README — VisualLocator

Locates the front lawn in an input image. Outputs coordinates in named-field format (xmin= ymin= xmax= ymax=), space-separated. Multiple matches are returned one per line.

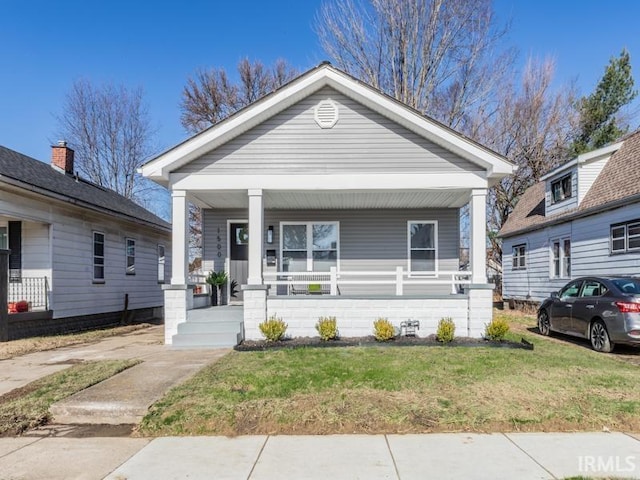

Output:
xmin=139 ymin=312 xmax=640 ymax=436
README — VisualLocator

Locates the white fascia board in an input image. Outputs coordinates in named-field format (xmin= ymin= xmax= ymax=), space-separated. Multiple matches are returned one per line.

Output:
xmin=141 ymin=68 xmax=332 ymax=182
xmin=540 ymin=141 xmax=624 ymax=181
xmin=143 ymin=65 xmax=514 ymax=182
xmin=169 ymin=172 xmax=488 ymax=191
xmin=322 ymin=70 xmax=515 ymax=177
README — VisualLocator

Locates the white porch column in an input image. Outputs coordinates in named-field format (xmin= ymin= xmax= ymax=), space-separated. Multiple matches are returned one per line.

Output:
xmin=171 ymin=190 xmax=189 ymax=285
xmin=469 ymin=188 xmax=488 ymax=285
xmin=247 ymin=189 xmax=264 ymax=285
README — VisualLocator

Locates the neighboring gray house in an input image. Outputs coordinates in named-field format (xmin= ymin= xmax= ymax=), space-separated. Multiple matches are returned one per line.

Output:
xmin=142 ymin=63 xmax=515 ymax=346
xmin=1 ymin=142 xmax=171 ymax=339
xmin=500 ymin=131 xmax=640 ymax=304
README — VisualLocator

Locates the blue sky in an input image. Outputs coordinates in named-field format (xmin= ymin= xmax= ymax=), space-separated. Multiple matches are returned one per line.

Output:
xmin=2 ymin=0 xmax=639 ymax=163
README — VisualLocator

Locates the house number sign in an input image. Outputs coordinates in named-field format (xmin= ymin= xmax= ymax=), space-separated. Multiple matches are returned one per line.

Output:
xmin=217 ymin=227 xmax=222 ymax=257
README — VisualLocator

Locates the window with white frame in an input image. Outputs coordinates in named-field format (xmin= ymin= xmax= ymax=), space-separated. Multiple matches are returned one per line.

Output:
xmin=512 ymin=244 xmax=526 ymax=270
xmin=611 ymin=220 xmax=640 ymax=254
xmin=0 ymin=225 xmax=6 ymax=250
xmin=93 ymin=232 xmax=105 ymax=282
xmin=408 ymin=221 xmax=437 ymax=274
xmin=551 ymin=174 xmax=572 ymax=204
xmin=551 ymin=237 xmax=571 ymax=278
xmin=126 ymin=238 xmax=135 ymax=275
xmin=157 ymin=244 xmax=165 ymax=283
xmin=281 ymin=222 xmax=338 ymax=272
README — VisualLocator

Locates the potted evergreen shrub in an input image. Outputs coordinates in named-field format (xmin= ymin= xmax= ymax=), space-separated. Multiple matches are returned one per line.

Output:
xmin=206 ymin=270 xmax=228 ymax=306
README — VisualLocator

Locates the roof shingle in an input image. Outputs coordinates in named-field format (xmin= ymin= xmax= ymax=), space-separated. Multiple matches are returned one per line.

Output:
xmin=0 ymin=145 xmax=170 ymax=231
xmin=499 ymin=131 xmax=640 ymax=238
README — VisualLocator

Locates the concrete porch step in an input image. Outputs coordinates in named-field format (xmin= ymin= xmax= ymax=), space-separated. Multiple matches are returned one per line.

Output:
xmin=177 ymin=320 xmax=242 ymax=334
xmin=171 ymin=332 xmax=241 ymax=348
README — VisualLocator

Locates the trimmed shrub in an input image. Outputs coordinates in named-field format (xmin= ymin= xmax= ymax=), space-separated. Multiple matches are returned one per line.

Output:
xmin=259 ymin=315 xmax=288 ymax=342
xmin=316 ymin=316 xmax=339 ymax=341
xmin=373 ymin=318 xmax=395 ymax=342
xmin=485 ymin=317 xmax=510 ymax=341
xmin=436 ymin=317 xmax=456 ymax=343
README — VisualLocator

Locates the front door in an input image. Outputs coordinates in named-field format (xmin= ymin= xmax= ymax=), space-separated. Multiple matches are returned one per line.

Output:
xmin=229 ymin=222 xmax=248 ymax=302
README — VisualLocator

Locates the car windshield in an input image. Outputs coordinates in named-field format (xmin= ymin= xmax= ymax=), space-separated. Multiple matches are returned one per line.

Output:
xmin=611 ymin=278 xmax=640 ymax=295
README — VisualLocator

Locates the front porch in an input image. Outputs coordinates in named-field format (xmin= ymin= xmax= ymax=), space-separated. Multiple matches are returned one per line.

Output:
xmin=143 ymin=63 xmax=514 ymax=346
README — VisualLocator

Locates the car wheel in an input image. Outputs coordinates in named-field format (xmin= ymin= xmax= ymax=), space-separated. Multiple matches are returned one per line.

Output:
xmin=590 ymin=320 xmax=614 ymax=353
xmin=538 ymin=310 xmax=551 ymax=336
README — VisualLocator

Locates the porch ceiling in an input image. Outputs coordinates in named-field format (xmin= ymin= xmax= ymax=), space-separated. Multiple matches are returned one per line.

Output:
xmin=190 ymin=189 xmax=471 ymax=209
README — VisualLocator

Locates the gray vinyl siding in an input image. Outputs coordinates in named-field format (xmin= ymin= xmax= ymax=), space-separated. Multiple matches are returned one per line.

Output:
xmin=1 ymin=186 xmax=171 ymax=319
xmin=503 ymin=201 xmax=640 ymax=303
xmin=177 ymin=87 xmax=481 ymax=175
xmin=203 ymin=208 xmax=460 ymax=295
xmin=545 ymin=168 xmax=578 ymax=217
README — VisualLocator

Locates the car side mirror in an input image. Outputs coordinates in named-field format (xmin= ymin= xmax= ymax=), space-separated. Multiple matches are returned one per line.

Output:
xmin=550 ymin=291 xmax=559 ymax=298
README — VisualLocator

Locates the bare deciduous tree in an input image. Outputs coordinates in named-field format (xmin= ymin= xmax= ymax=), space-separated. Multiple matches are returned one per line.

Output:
xmin=180 ymin=58 xmax=299 ymax=134
xmin=56 ymin=80 xmax=159 ymax=206
xmin=478 ymin=58 xmax=577 ymax=268
xmin=315 ymin=0 xmax=514 ymax=133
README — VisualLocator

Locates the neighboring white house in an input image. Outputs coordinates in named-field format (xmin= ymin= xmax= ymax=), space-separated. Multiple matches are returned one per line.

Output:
xmin=0 ymin=142 xmax=171 ymax=339
xmin=500 ymin=131 xmax=640 ymax=304
xmin=141 ymin=62 xmax=515 ymax=346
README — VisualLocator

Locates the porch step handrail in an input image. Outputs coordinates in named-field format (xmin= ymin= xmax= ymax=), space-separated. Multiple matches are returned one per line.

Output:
xmin=263 ymin=268 xmax=472 ymax=295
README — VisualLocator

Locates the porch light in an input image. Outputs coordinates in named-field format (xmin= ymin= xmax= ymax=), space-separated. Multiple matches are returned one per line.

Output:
xmin=267 ymin=225 xmax=274 ymax=244
xmin=400 ymin=319 xmax=420 ymax=337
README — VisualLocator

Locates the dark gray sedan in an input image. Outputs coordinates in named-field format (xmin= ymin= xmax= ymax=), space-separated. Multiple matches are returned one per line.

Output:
xmin=537 ymin=276 xmax=640 ymax=352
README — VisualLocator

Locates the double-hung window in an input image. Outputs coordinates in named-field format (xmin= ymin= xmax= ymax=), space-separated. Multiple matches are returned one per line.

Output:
xmin=551 ymin=174 xmax=572 ymax=204
xmin=126 ymin=238 xmax=136 ymax=275
xmin=93 ymin=232 xmax=105 ymax=282
xmin=551 ymin=237 xmax=571 ymax=278
xmin=611 ymin=220 xmax=640 ymax=254
xmin=281 ymin=222 xmax=339 ymax=272
xmin=408 ymin=221 xmax=437 ymax=274
xmin=512 ymin=244 xmax=526 ymax=270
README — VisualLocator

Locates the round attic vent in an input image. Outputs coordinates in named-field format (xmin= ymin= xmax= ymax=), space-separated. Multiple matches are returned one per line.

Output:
xmin=314 ymin=99 xmax=339 ymax=128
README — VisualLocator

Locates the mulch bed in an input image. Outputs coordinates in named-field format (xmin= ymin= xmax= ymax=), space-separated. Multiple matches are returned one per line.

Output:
xmin=234 ymin=335 xmax=534 ymax=352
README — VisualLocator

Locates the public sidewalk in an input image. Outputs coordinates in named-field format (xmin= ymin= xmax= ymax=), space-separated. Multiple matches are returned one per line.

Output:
xmin=0 ymin=432 xmax=638 ymax=479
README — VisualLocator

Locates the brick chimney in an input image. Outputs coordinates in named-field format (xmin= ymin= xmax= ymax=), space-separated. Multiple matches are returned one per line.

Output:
xmin=51 ymin=140 xmax=75 ymax=174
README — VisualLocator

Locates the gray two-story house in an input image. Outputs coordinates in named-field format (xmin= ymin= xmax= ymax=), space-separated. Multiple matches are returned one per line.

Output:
xmin=500 ymin=131 xmax=640 ymax=304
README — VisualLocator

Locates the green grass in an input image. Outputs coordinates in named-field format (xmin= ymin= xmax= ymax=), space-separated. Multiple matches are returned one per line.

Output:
xmin=0 ymin=359 xmax=139 ymax=435
xmin=138 ymin=312 xmax=640 ymax=436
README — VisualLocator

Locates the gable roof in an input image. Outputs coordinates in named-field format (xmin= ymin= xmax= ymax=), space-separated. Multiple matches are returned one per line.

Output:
xmin=0 ymin=145 xmax=170 ymax=232
xmin=141 ymin=63 xmax=515 ymax=185
xmin=499 ymin=131 xmax=640 ymax=238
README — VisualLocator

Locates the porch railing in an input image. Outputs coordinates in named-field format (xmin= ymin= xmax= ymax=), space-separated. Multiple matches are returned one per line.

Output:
xmin=263 ymin=267 xmax=472 ymax=296
xmin=8 ymin=276 xmax=49 ymax=310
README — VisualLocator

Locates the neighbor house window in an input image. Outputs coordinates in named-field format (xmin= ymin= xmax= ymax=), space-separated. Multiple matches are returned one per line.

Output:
xmin=512 ymin=244 xmax=526 ymax=270
xmin=93 ymin=232 xmax=105 ymax=282
xmin=408 ymin=221 xmax=437 ymax=274
xmin=551 ymin=173 xmax=572 ymax=204
xmin=8 ymin=221 xmax=21 ymax=282
xmin=281 ymin=222 xmax=339 ymax=272
xmin=551 ymin=237 xmax=571 ymax=278
xmin=611 ymin=220 xmax=640 ymax=254
xmin=157 ymin=244 xmax=165 ymax=283
xmin=0 ymin=225 xmax=7 ymax=250
xmin=126 ymin=238 xmax=135 ymax=275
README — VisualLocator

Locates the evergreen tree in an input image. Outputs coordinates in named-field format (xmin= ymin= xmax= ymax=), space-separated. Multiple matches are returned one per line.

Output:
xmin=571 ymin=49 xmax=637 ymax=156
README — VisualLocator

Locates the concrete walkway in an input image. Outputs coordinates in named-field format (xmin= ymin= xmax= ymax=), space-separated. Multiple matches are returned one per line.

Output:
xmin=0 ymin=432 xmax=638 ymax=479
xmin=0 ymin=326 xmax=229 ymax=424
